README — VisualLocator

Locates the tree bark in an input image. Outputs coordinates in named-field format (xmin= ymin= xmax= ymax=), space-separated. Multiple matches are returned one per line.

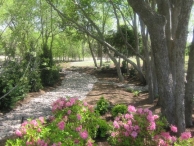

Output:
xmin=185 ymin=29 xmax=194 ymax=127
xmin=87 ymin=35 xmax=98 ymax=67
xmin=140 ymin=19 xmax=154 ymax=103
xmin=173 ymin=0 xmax=193 ymax=135
xmin=128 ymin=0 xmax=175 ymax=125
xmin=106 ymin=48 xmax=124 ymax=82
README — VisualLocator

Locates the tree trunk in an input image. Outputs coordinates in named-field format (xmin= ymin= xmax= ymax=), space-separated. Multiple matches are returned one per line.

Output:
xmin=185 ymin=29 xmax=194 ymax=127
xmin=128 ymin=0 xmax=175 ymax=124
xmin=173 ymin=0 xmax=193 ymax=135
xmin=87 ymin=35 xmax=98 ymax=67
xmin=140 ymin=19 xmax=154 ymax=103
xmin=106 ymin=48 xmax=124 ymax=82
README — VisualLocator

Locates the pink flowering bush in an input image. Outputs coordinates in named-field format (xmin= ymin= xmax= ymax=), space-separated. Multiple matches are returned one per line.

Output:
xmin=108 ymin=105 xmax=168 ymax=146
xmin=6 ymin=97 xmax=110 ymax=146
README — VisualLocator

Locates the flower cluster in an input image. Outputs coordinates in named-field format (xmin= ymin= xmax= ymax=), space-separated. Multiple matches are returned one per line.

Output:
xmin=6 ymin=97 xmax=106 ymax=146
xmin=154 ymin=124 xmax=193 ymax=146
xmin=108 ymin=105 xmax=167 ymax=145
xmin=51 ymin=97 xmax=78 ymax=112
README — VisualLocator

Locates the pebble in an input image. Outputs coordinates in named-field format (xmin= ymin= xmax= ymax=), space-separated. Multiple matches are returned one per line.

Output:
xmin=0 ymin=70 xmax=98 ymax=140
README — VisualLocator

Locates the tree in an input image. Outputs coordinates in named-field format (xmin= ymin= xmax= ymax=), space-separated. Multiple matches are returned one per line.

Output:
xmin=127 ymin=0 xmax=193 ymax=135
xmin=46 ymin=0 xmax=146 ymax=83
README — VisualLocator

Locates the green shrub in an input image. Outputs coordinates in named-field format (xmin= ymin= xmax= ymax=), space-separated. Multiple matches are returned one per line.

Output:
xmin=40 ymin=65 xmax=60 ymax=86
xmin=95 ymin=96 xmax=110 ymax=115
xmin=111 ymin=104 xmax=127 ymax=117
xmin=23 ymin=52 xmax=42 ymax=92
xmin=96 ymin=118 xmax=112 ymax=138
xmin=0 ymin=61 xmax=30 ymax=110
xmin=6 ymin=97 xmax=110 ymax=145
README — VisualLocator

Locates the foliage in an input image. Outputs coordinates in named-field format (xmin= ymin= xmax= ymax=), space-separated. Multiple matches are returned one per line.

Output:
xmin=39 ymin=44 xmax=60 ymax=86
xmin=6 ymin=97 xmax=110 ymax=146
xmin=111 ymin=104 xmax=127 ymax=118
xmin=121 ymin=60 xmax=127 ymax=74
xmin=40 ymin=65 xmax=60 ymax=86
xmin=126 ymin=88 xmax=140 ymax=97
xmin=95 ymin=96 xmax=110 ymax=115
xmin=96 ymin=118 xmax=112 ymax=138
xmin=108 ymin=105 xmax=168 ymax=146
xmin=6 ymin=98 xmax=194 ymax=145
xmin=23 ymin=52 xmax=42 ymax=92
xmin=129 ymin=68 xmax=136 ymax=78
xmin=132 ymin=90 xmax=140 ymax=97
xmin=0 ymin=60 xmax=30 ymax=110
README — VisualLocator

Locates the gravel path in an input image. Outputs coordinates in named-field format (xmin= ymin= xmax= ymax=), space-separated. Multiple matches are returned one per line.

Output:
xmin=0 ymin=70 xmax=98 ymax=140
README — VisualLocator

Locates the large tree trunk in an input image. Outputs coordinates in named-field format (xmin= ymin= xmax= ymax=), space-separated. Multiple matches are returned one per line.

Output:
xmin=128 ymin=0 xmax=175 ymax=124
xmin=128 ymin=0 xmax=193 ymax=135
xmin=185 ymin=29 xmax=194 ymax=127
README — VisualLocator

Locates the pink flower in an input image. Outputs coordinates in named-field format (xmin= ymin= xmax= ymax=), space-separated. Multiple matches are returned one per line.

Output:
xmin=127 ymin=120 xmax=132 ymax=126
xmin=15 ymin=130 xmax=22 ymax=137
xmin=124 ymin=124 xmax=130 ymax=131
xmin=171 ymin=136 xmax=177 ymax=142
xmin=180 ymin=132 xmax=191 ymax=140
xmin=76 ymin=125 xmax=82 ymax=132
xmin=39 ymin=117 xmax=45 ymax=124
xmin=125 ymin=113 xmax=133 ymax=119
xmin=111 ymin=132 xmax=117 ymax=137
xmin=158 ymin=139 xmax=167 ymax=146
xmin=67 ymin=110 xmax=71 ymax=115
xmin=113 ymin=121 xmax=120 ymax=129
xmin=57 ymin=121 xmax=65 ymax=130
xmin=69 ymin=97 xmax=78 ymax=105
xmin=131 ymin=131 xmax=138 ymax=138
xmin=77 ymin=114 xmax=81 ymax=120
xmin=137 ymin=108 xmax=143 ymax=114
xmin=80 ymin=130 xmax=88 ymax=140
xmin=153 ymin=115 xmax=159 ymax=120
xmin=128 ymin=105 xmax=136 ymax=113
xmin=21 ymin=127 xmax=27 ymax=134
xmin=170 ymin=125 xmax=177 ymax=133
xmin=86 ymin=140 xmax=93 ymax=146
xmin=148 ymin=122 xmax=156 ymax=130
xmin=26 ymin=141 xmax=33 ymax=145
xmin=83 ymin=102 xmax=88 ymax=106
xmin=31 ymin=120 xmax=38 ymax=127
xmin=66 ymin=102 xmax=71 ymax=107
xmin=147 ymin=114 xmax=154 ymax=122
xmin=161 ymin=132 xmax=171 ymax=140
xmin=124 ymin=131 xmax=130 ymax=137
xmin=21 ymin=121 xmax=28 ymax=127
xmin=37 ymin=128 xmax=41 ymax=132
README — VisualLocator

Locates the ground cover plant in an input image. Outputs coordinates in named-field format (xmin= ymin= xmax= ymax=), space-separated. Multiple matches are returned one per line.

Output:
xmin=5 ymin=97 xmax=194 ymax=146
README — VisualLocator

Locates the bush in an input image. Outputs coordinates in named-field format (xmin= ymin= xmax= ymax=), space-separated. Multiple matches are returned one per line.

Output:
xmin=95 ymin=96 xmax=110 ymax=115
xmin=40 ymin=65 xmax=60 ymax=86
xmin=6 ymin=97 xmax=111 ymax=146
xmin=111 ymin=104 xmax=127 ymax=117
xmin=0 ymin=61 xmax=30 ymax=110
xmin=96 ymin=118 xmax=111 ymax=138
xmin=108 ymin=105 xmax=168 ymax=146
xmin=23 ymin=52 xmax=42 ymax=92
xmin=6 ymin=98 xmax=194 ymax=146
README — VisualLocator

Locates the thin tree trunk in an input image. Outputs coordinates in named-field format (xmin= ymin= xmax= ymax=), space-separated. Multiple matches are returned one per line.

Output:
xmin=87 ymin=35 xmax=98 ymax=67
xmin=185 ymin=29 xmax=194 ymax=127
xmin=106 ymin=48 xmax=124 ymax=82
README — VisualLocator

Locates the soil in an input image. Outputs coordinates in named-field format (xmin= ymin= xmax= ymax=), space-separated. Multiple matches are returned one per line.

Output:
xmin=0 ymin=67 xmax=193 ymax=146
